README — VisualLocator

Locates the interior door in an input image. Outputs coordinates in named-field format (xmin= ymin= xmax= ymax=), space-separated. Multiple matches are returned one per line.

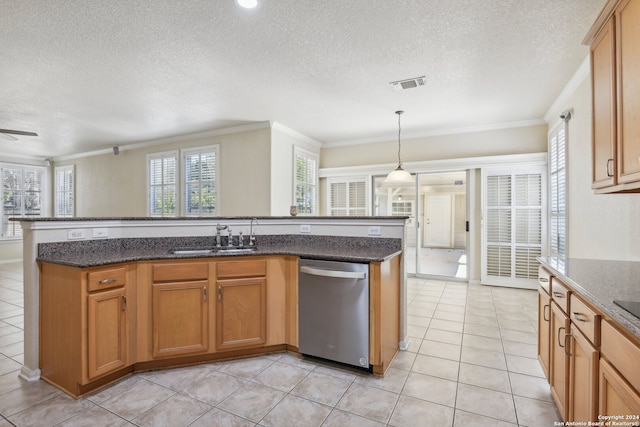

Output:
xmin=424 ymin=194 xmax=452 ymax=247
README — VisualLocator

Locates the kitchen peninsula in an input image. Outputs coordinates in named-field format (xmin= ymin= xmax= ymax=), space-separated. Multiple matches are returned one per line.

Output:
xmin=16 ymin=216 xmax=407 ymax=397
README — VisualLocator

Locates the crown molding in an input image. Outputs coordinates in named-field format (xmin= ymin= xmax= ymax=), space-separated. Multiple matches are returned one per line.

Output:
xmin=543 ymin=55 xmax=590 ymax=125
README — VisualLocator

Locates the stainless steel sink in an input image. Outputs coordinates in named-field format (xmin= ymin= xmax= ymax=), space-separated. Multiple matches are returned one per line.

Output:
xmin=169 ymin=247 xmax=257 ymax=255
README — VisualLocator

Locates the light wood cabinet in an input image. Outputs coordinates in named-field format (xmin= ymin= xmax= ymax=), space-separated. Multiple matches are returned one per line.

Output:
xmin=588 ymin=0 xmax=640 ymax=193
xmin=599 ymin=359 xmax=640 ymax=423
xmin=40 ymin=262 xmax=135 ymax=396
xmin=537 ymin=286 xmax=551 ymax=380
xmin=568 ymin=326 xmax=599 ymax=422
xmin=150 ymin=262 xmax=210 ymax=358
xmin=550 ymin=301 xmax=570 ymax=420
xmin=216 ymin=259 xmax=267 ymax=350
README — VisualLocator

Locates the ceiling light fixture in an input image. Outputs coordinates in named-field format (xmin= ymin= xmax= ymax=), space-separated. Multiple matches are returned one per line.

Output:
xmin=385 ymin=110 xmax=414 ymax=183
xmin=236 ymin=0 xmax=258 ymax=9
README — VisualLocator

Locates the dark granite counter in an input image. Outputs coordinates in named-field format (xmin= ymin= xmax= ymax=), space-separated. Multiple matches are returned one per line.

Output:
xmin=538 ymin=257 xmax=640 ymax=341
xmin=37 ymin=235 xmax=403 ymax=268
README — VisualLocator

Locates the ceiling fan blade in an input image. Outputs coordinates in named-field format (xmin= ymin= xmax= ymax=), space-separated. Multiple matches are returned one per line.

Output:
xmin=0 ymin=133 xmax=19 ymax=141
xmin=0 ymin=128 xmax=38 ymax=137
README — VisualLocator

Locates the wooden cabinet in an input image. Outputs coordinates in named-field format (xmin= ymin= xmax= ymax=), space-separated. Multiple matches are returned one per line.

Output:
xmin=568 ymin=326 xmax=599 ymax=422
xmin=550 ymin=300 xmax=570 ymax=420
xmin=40 ymin=262 xmax=134 ymax=396
xmin=537 ymin=286 xmax=551 ymax=380
xmin=150 ymin=262 xmax=210 ymax=358
xmin=600 ymin=359 xmax=640 ymax=423
xmin=588 ymin=0 xmax=640 ymax=193
xmin=216 ymin=259 xmax=267 ymax=350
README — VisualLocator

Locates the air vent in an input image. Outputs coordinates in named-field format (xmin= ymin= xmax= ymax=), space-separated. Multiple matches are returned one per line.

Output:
xmin=390 ymin=76 xmax=426 ymax=91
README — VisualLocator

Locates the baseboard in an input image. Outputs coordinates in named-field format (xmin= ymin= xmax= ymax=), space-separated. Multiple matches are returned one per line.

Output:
xmin=19 ymin=366 xmax=41 ymax=382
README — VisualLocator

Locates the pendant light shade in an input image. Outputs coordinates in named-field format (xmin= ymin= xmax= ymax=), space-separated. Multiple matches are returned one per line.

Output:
xmin=385 ymin=110 xmax=413 ymax=183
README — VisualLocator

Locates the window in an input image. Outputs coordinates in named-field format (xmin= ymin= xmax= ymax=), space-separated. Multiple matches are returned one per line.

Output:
xmin=1 ymin=164 xmax=46 ymax=238
xmin=148 ymin=151 xmax=177 ymax=217
xmin=328 ymin=177 xmax=367 ymax=216
xmin=391 ymin=201 xmax=413 ymax=217
xmin=549 ymin=123 xmax=567 ymax=258
xmin=55 ymin=165 xmax=74 ymax=217
xmin=294 ymin=147 xmax=318 ymax=215
xmin=184 ymin=146 xmax=218 ymax=216
xmin=481 ymin=165 xmax=546 ymax=288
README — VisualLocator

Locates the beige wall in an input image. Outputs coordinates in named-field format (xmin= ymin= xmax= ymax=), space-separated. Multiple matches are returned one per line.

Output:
xmin=549 ymin=76 xmax=640 ymax=261
xmin=321 ymin=125 xmax=548 ymax=168
xmin=270 ymin=126 xmax=321 ymax=216
xmin=54 ymin=127 xmax=272 ymax=217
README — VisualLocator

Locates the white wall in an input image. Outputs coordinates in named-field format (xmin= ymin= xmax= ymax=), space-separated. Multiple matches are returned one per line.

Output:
xmin=548 ymin=75 xmax=640 ymax=261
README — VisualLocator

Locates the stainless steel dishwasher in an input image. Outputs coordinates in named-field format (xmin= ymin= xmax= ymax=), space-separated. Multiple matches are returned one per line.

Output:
xmin=298 ymin=258 xmax=370 ymax=369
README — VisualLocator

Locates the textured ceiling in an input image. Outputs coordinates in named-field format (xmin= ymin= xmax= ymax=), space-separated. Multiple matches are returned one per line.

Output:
xmin=0 ymin=0 xmax=607 ymax=159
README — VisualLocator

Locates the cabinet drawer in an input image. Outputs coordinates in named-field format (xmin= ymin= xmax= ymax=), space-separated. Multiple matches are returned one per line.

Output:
xmin=217 ymin=259 xmax=266 ymax=279
xmin=551 ymin=278 xmax=571 ymax=314
xmin=152 ymin=263 xmax=209 ymax=283
xmin=87 ymin=267 xmax=127 ymax=292
xmin=538 ymin=266 xmax=552 ymax=295
xmin=569 ymin=294 xmax=601 ymax=346
xmin=601 ymin=320 xmax=640 ymax=392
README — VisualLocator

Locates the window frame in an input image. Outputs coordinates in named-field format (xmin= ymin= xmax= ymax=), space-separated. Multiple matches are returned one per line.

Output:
xmin=54 ymin=165 xmax=75 ymax=218
xmin=182 ymin=145 xmax=220 ymax=217
xmin=147 ymin=150 xmax=179 ymax=217
xmin=293 ymin=146 xmax=318 ymax=216
xmin=327 ymin=176 xmax=368 ymax=216
xmin=1 ymin=163 xmax=48 ymax=240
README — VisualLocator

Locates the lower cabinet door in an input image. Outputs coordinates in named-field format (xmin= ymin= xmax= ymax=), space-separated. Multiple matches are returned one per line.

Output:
xmin=217 ymin=277 xmax=266 ymax=350
xmin=550 ymin=302 xmax=570 ymax=420
xmin=599 ymin=359 xmax=640 ymax=426
xmin=87 ymin=287 xmax=127 ymax=379
xmin=568 ymin=327 xmax=599 ymax=422
xmin=152 ymin=281 xmax=209 ymax=358
xmin=538 ymin=287 xmax=551 ymax=379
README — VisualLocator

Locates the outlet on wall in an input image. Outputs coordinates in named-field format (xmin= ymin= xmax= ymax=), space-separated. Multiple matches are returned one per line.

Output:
xmin=300 ymin=224 xmax=311 ymax=233
xmin=67 ymin=229 xmax=86 ymax=240
xmin=92 ymin=228 xmax=109 ymax=238
xmin=368 ymin=226 xmax=381 ymax=236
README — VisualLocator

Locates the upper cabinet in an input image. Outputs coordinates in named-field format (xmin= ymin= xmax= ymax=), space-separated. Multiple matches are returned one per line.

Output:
xmin=587 ymin=0 xmax=640 ymax=193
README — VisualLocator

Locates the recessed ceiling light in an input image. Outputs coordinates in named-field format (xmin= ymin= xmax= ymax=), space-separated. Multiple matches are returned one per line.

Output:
xmin=237 ymin=0 xmax=258 ymax=9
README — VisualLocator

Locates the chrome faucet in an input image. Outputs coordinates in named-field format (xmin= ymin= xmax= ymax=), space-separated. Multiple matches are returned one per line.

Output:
xmin=249 ymin=217 xmax=258 ymax=246
xmin=216 ymin=224 xmax=228 ymax=247
xmin=227 ymin=226 xmax=233 ymax=246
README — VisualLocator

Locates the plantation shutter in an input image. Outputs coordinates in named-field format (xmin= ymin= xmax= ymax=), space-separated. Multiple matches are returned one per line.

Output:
xmin=482 ymin=165 xmax=546 ymax=288
xmin=329 ymin=178 xmax=367 ymax=216
xmin=549 ymin=123 xmax=567 ymax=257
xmin=184 ymin=147 xmax=218 ymax=216
xmin=294 ymin=147 xmax=318 ymax=215
xmin=148 ymin=152 xmax=177 ymax=217
xmin=55 ymin=165 xmax=74 ymax=217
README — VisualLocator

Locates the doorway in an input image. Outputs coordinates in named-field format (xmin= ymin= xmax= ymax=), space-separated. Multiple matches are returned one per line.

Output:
xmin=372 ymin=170 xmax=469 ymax=280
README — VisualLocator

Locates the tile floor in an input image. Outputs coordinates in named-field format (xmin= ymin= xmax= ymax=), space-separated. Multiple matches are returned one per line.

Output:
xmin=0 ymin=261 xmax=561 ymax=426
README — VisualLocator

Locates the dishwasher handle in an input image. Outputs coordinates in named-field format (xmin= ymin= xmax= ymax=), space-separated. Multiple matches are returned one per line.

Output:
xmin=300 ymin=266 xmax=366 ymax=280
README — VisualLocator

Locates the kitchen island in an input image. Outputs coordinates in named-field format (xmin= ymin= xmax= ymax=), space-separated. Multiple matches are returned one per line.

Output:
xmin=16 ymin=216 xmax=407 ymax=396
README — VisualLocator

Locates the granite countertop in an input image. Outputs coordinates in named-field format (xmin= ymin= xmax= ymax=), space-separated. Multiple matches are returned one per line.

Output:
xmin=36 ymin=235 xmax=403 ymax=268
xmin=538 ymin=257 xmax=640 ymax=341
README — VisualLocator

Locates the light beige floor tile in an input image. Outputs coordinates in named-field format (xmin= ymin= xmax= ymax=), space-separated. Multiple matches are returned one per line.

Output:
xmin=464 ymin=314 xmax=499 ymax=327
xmin=0 ymin=355 xmax=22 ymax=376
xmin=389 ymin=395 xmax=454 ymax=427
xmin=412 ymin=354 xmax=460 ymax=381
xmin=354 ymin=367 xmax=408 ymax=393
xmin=425 ymin=328 xmax=463 ymax=345
xmin=463 ymin=323 xmax=501 ymax=339
xmin=389 ymin=350 xmax=417 ymax=371
xmin=8 ymin=393 xmax=93 ymax=427
xmin=439 ymin=298 xmax=466 ymax=307
xmin=502 ymin=340 xmax=537 ymax=358
xmin=86 ymin=376 xmax=140 ymax=404
xmin=465 ymin=307 xmax=496 ymax=318
xmin=133 ymin=393 xmax=211 ymax=427
xmin=96 ymin=379 xmax=175 ymax=421
xmin=139 ymin=364 xmax=211 ymax=391
xmin=436 ymin=303 xmax=466 ymax=314
xmin=0 ymin=331 xmax=22 ymax=348
xmin=291 ymin=371 xmax=351 ymax=407
xmin=407 ymin=306 xmax=435 ymax=317
xmin=509 ymin=372 xmax=553 ymax=402
xmin=513 ymin=395 xmax=562 ymax=426
xmin=429 ymin=319 xmax=464 ymax=333
xmin=190 ymin=407 xmax=254 ymax=427
xmin=505 ymin=354 xmax=545 ymax=377
xmin=0 ymin=371 xmax=26 ymax=395
xmin=336 ymin=383 xmax=398 ymax=424
xmin=0 ymin=380 xmax=60 ymax=417
xmin=252 ymin=361 xmax=310 ymax=392
xmin=458 ymin=363 xmax=511 ymax=393
xmin=402 ymin=372 xmax=457 ymax=407
xmin=460 ymin=347 xmax=507 ymax=371
xmin=183 ymin=370 xmax=246 ymax=406
xmin=321 ymin=409 xmax=386 ymax=427
xmin=407 ymin=324 xmax=427 ymax=339
xmin=408 ymin=301 xmax=437 ymax=311
xmin=453 ymin=409 xmax=517 ymax=427
xmin=218 ymin=382 xmax=285 ymax=423
xmin=462 ymin=334 xmax=503 ymax=352
xmin=56 ymin=404 xmax=128 ymax=427
xmin=261 ymin=394 xmax=330 ymax=427
xmin=500 ymin=328 xmax=537 ymax=345
xmin=418 ymin=339 xmax=461 ymax=361
xmin=455 ymin=383 xmax=517 ymax=423
xmin=407 ymin=315 xmax=431 ymax=328
xmin=311 ymin=365 xmax=358 ymax=382
xmin=0 ymin=341 xmax=23 ymax=357
xmin=218 ymin=356 xmax=274 ymax=379
xmin=433 ymin=310 xmax=465 ymax=323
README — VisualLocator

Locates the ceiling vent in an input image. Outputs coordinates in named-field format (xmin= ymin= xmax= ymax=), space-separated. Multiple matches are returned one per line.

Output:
xmin=390 ymin=76 xmax=426 ymax=91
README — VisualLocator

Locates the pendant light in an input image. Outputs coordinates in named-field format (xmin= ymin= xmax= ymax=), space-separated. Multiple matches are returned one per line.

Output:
xmin=385 ymin=110 xmax=413 ymax=183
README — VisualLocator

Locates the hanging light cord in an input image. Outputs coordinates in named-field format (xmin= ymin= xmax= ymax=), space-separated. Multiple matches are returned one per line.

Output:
xmin=396 ymin=110 xmax=404 ymax=167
